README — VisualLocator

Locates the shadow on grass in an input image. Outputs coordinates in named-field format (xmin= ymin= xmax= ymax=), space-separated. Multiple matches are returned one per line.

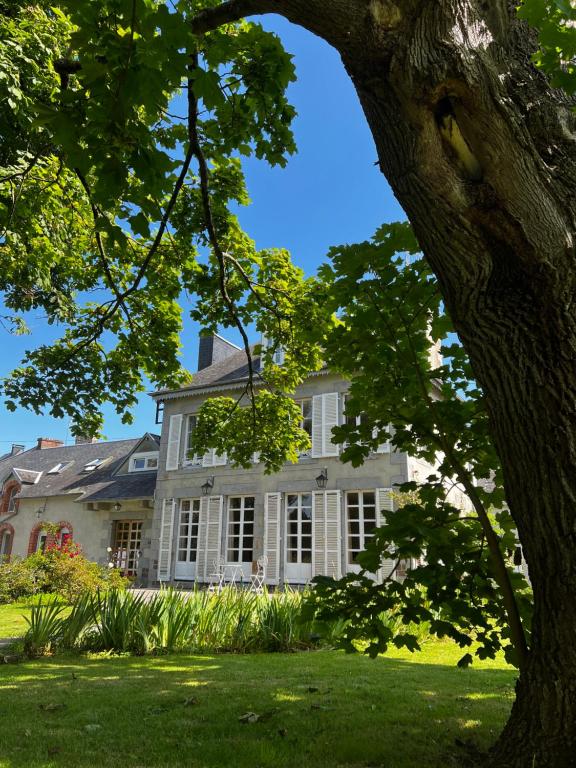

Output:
xmin=0 ymin=649 xmax=516 ymax=768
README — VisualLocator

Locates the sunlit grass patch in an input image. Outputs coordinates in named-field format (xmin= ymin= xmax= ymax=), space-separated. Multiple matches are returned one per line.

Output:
xmin=0 ymin=640 xmax=516 ymax=768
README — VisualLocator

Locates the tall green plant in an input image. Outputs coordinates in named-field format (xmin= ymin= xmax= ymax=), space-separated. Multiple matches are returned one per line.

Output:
xmin=23 ymin=598 xmax=65 ymax=657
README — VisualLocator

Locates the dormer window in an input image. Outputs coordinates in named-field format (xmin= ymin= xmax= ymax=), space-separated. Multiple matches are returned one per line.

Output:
xmin=129 ymin=453 xmax=159 ymax=472
xmin=84 ymin=458 xmax=105 ymax=472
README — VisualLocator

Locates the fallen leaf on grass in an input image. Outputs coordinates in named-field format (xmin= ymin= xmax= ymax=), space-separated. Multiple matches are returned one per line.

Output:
xmin=84 ymin=724 xmax=102 ymax=733
xmin=239 ymin=712 xmax=261 ymax=723
xmin=39 ymin=703 xmax=67 ymax=712
xmin=239 ymin=707 xmax=279 ymax=724
xmin=183 ymin=697 xmax=198 ymax=707
xmin=307 ymin=686 xmax=319 ymax=693
xmin=278 ymin=729 xmax=288 ymax=738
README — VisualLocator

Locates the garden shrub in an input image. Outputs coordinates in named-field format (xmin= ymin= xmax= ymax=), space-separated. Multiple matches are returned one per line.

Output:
xmin=0 ymin=542 xmax=128 ymax=604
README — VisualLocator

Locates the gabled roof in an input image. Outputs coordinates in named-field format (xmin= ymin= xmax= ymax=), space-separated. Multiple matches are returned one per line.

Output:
xmin=0 ymin=437 xmax=156 ymax=503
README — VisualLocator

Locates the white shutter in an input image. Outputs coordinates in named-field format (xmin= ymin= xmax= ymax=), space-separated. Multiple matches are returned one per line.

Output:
xmin=376 ymin=487 xmax=396 ymax=582
xmin=157 ymin=498 xmax=175 ymax=581
xmin=323 ymin=392 xmax=339 ymax=456
xmin=312 ymin=490 xmax=341 ymax=578
xmin=252 ymin=451 xmax=260 ymax=464
xmin=165 ymin=414 xmax=183 ymax=471
xmin=202 ymin=449 xmax=215 ymax=467
xmin=264 ymin=493 xmax=281 ymax=584
xmin=197 ymin=495 xmax=223 ymax=581
xmin=213 ymin=451 xmax=227 ymax=466
xmin=196 ymin=497 xmax=210 ymax=580
xmin=312 ymin=393 xmax=340 ymax=457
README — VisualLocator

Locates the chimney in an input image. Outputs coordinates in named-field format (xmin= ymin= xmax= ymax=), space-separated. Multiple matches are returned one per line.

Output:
xmin=11 ymin=444 xmax=25 ymax=456
xmin=36 ymin=437 xmax=64 ymax=450
xmin=197 ymin=334 xmax=240 ymax=371
xmin=75 ymin=436 xmax=99 ymax=445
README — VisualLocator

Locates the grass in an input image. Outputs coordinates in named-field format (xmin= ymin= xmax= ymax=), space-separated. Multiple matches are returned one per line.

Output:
xmin=0 ymin=600 xmax=37 ymax=638
xmin=0 ymin=640 xmax=516 ymax=768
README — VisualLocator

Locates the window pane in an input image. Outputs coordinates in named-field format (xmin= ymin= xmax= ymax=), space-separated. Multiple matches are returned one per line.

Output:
xmin=302 ymin=551 xmax=312 ymax=564
xmin=347 ymin=492 xmax=359 ymax=506
xmin=363 ymin=492 xmax=375 ymax=506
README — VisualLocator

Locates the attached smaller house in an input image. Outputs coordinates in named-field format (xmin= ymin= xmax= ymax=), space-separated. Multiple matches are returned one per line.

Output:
xmin=0 ymin=434 xmax=159 ymax=581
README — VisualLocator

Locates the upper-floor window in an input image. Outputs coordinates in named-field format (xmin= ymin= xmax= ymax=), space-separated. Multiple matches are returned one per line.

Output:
xmin=84 ymin=458 xmax=105 ymax=472
xmin=184 ymin=416 xmax=202 ymax=466
xmin=130 ymin=453 xmax=159 ymax=472
xmin=296 ymin=398 xmax=313 ymax=457
xmin=47 ymin=461 xmax=73 ymax=475
xmin=6 ymin=486 xmax=18 ymax=513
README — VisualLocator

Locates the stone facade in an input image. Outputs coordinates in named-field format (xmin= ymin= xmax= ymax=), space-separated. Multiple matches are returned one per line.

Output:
xmin=149 ymin=352 xmax=428 ymax=587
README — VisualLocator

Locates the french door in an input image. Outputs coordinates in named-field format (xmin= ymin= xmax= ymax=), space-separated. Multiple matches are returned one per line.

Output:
xmin=112 ymin=520 xmax=142 ymax=576
xmin=345 ymin=490 xmax=377 ymax=573
xmin=175 ymin=498 xmax=201 ymax=580
xmin=285 ymin=493 xmax=313 ymax=583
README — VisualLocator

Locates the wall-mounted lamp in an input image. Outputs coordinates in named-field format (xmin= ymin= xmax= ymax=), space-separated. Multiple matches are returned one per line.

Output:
xmin=35 ymin=507 xmax=44 ymax=520
xmin=201 ymin=476 xmax=215 ymax=496
xmin=113 ymin=502 xmax=122 ymax=512
xmin=315 ymin=468 xmax=328 ymax=489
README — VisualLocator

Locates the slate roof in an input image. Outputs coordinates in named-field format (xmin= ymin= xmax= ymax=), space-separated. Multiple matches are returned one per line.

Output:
xmin=0 ymin=435 xmax=159 ymax=503
xmin=153 ymin=347 xmax=261 ymax=401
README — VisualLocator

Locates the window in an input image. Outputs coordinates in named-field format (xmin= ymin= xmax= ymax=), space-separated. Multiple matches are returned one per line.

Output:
xmin=130 ymin=454 xmax=159 ymax=472
xmin=343 ymin=394 xmax=368 ymax=430
xmin=84 ymin=458 xmax=105 ymax=472
xmin=36 ymin=530 xmax=48 ymax=553
xmin=47 ymin=461 xmax=73 ymax=475
xmin=286 ymin=493 xmax=313 ymax=565
xmin=226 ymin=496 xmax=255 ymax=563
xmin=178 ymin=499 xmax=201 ymax=564
xmin=6 ymin=486 xmax=18 ymax=513
xmin=0 ymin=529 xmax=12 ymax=561
xmin=184 ymin=416 xmax=202 ymax=466
xmin=59 ymin=527 xmax=72 ymax=547
xmin=297 ymin=399 xmax=312 ymax=456
xmin=346 ymin=491 xmax=377 ymax=564
xmin=111 ymin=521 xmax=142 ymax=576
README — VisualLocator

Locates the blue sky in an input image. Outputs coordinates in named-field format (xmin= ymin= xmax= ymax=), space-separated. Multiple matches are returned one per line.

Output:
xmin=0 ymin=15 xmax=404 ymax=450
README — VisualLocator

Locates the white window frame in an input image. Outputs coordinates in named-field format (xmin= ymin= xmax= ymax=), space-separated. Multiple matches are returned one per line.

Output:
xmin=47 ymin=461 xmax=73 ymax=475
xmin=6 ymin=486 xmax=18 ymax=513
xmin=285 ymin=492 xmax=313 ymax=582
xmin=296 ymin=398 xmax=313 ymax=457
xmin=345 ymin=490 xmax=377 ymax=569
xmin=226 ymin=496 xmax=255 ymax=570
xmin=176 ymin=498 xmax=201 ymax=573
xmin=130 ymin=452 xmax=159 ymax=472
xmin=183 ymin=415 xmax=203 ymax=467
xmin=84 ymin=458 xmax=105 ymax=472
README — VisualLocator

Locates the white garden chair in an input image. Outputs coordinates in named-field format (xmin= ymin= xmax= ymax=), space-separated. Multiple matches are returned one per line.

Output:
xmin=250 ymin=556 xmax=268 ymax=593
xmin=208 ymin=555 xmax=225 ymax=592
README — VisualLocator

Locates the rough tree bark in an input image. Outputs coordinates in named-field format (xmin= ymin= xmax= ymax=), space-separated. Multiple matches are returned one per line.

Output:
xmin=194 ymin=2 xmax=576 ymax=765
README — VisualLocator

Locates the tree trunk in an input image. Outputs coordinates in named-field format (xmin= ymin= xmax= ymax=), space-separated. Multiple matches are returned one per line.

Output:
xmin=334 ymin=2 xmax=576 ymax=766
xmin=195 ymin=1 xmax=576 ymax=764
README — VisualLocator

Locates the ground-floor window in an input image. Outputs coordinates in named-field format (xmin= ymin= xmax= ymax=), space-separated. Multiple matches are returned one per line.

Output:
xmin=346 ymin=490 xmax=376 ymax=565
xmin=226 ymin=496 xmax=254 ymax=563
xmin=178 ymin=499 xmax=201 ymax=563
xmin=0 ymin=528 xmax=12 ymax=561
xmin=112 ymin=520 xmax=142 ymax=576
xmin=286 ymin=493 xmax=312 ymax=564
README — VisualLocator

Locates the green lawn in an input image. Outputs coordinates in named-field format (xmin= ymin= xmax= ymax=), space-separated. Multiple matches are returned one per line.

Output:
xmin=0 ymin=639 xmax=516 ymax=768
xmin=0 ymin=600 xmax=34 ymax=638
